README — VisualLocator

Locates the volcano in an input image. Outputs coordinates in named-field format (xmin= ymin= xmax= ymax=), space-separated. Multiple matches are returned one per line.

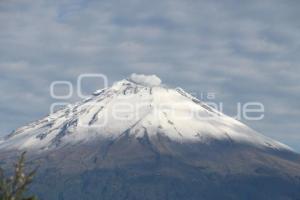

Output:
xmin=0 ymin=74 xmax=300 ymax=200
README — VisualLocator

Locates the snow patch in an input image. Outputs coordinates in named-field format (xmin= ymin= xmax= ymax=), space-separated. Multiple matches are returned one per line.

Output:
xmin=129 ymin=73 xmax=161 ymax=86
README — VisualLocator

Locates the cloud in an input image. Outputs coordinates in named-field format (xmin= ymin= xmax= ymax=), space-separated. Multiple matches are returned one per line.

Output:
xmin=129 ymin=73 xmax=162 ymax=86
xmin=0 ymin=0 xmax=299 ymax=151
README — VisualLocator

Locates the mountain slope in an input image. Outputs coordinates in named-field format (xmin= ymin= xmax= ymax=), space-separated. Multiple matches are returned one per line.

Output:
xmin=0 ymin=74 xmax=299 ymax=200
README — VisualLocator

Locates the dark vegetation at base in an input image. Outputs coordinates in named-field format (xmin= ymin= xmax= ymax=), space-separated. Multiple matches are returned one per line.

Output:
xmin=1 ymin=135 xmax=300 ymax=200
xmin=31 ymin=167 xmax=300 ymax=200
xmin=0 ymin=152 xmax=38 ymax=200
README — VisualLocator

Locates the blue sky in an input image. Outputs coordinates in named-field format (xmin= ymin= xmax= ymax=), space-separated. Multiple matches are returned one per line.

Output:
xmin=0 ymin=0 xmax=299 ymax=151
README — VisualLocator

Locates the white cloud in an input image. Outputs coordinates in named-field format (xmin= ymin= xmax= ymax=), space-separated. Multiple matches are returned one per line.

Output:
xmin=129 ymin=73 xmax=162 ymax=86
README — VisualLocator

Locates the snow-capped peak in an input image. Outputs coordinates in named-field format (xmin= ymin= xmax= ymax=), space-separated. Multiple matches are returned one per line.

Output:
xmin=0 ymin=74 xmax=293 ymax=152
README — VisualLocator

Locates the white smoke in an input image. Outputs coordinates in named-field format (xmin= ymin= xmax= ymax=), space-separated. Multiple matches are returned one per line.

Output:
xmin=129 ymin=73 xmax=162 ymax=86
